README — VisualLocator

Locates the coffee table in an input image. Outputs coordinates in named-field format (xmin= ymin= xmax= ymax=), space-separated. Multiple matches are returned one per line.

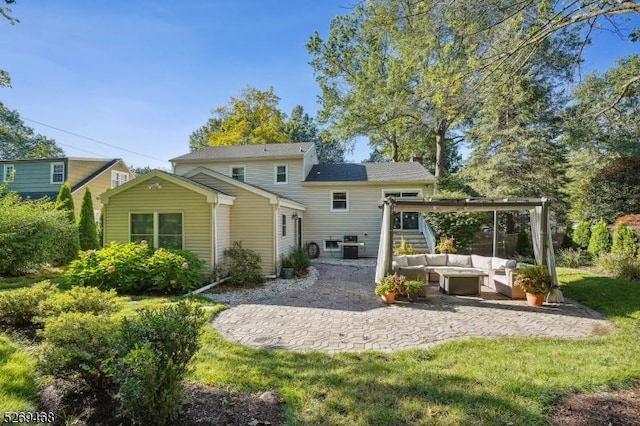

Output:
xmin=438 ymin=270 xmax=488 ymax=296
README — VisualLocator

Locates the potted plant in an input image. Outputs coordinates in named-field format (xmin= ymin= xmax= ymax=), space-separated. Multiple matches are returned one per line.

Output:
xmin=513 ymin=265 xmax=552 ymax=307
xmin=403 ymin=279 xmax=425 ymax=302
xmin=280 ymin=254 xmax=294 ymax=279
xmin=436 ymin=236 xmax=457 ymax=254
xmin=374 ymin=274 xmax=406 ymax=304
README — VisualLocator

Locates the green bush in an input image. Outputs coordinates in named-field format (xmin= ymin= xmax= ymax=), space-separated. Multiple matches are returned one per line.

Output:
xmin=55 ymin=182 xmax=76 ymax=223
xmin=37 ymin=286 xmax=121 ymax=322
xmin=290 ymin=247 xmax=311 ymax=277
xmin=587 ymin=219 xmax=611 ymax=256
xmin=556 ymin=248 xmax=590 ymax=268
xmin=0 ymin=281 xmax=59 ymax=326
xmin=513 ymin=265 xmax=552 ymax=294
xmin=114 ymin=302 xmax=207 ymax=425
xmin=393 ymin=236 xmax=415 ymax=255
xmin=573 ymin=220 xmax=591 ymax=250
xmin=38 ymin=312 xmax=118 ymax=392
xmin=78 ymin=187 xmax=99 ymax=250
xmin=611 ymin=222 xmax=638 ymax=257
xmin=63 ymin=242 xmax=204 ymax=294
xmin=515 ymin=228 xmax=532 ymax=257
xmin=222 ymin=241 xmax=264 ymax=286
xmin=0 ymin=193 xmax=79 ymax=275
xmin=595 ymin=253 xmax=640 ymax=281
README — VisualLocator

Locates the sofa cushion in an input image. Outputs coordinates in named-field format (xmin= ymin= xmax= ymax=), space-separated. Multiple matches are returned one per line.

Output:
xmin=492 ymin=257 xmax=508 ymax=269
xmin=471 ymin=255 xmax=492 ymax=270
xmin=506 ymin=259 xmax=518 ymax=269
xmin=447 ymin=254 xmax=472 ymax=268
xmin=425 ymin=254 xmax=447 ymax=266
xmin=406 ymin=254 xmax=427 ymax=266
xmin=394 ymin=256 xmax=408 ymax=268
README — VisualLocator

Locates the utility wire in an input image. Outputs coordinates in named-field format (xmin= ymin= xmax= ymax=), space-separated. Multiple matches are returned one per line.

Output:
xmin=23 ymin=117 xmax=166 ymax=162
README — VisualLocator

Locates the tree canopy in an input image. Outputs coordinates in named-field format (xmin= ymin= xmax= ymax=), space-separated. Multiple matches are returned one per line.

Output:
xmin=0 ymin=102 xmax=64 ymax=159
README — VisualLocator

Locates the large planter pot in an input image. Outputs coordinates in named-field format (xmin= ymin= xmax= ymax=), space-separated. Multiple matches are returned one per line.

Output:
xmin=380 ymin=292 xmax=396 ymax=304
xmin=280 ymin=267 xmax=294 ymax=279
xmin=525 ymin=292 xmax=545 ymax=307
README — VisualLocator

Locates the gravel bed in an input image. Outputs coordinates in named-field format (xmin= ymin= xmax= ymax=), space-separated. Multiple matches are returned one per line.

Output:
xmin=201 ymin=266 xmax=319 ymax=306
xmin=311 ymin=257 xmax=377 ymax=267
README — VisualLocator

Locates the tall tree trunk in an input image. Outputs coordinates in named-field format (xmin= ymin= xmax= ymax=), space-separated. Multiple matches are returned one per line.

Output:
xmin=434 ymin=120 xmax=447 ymax=177
xmin=390 ymin=133 xmax=399 ymax=162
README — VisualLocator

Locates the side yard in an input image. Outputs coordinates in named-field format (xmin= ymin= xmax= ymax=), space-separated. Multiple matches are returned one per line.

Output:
xmin=1 ymin=268 xmax=640 ymax=425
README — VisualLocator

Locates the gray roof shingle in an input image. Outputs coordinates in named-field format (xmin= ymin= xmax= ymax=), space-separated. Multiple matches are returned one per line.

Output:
xmin=170 ymin=142 xmax=315 ymax=162
xmin=305 ymin=162 xmax=435 ymax=183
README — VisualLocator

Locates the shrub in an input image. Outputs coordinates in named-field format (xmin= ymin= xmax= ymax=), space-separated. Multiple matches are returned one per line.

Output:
xmin=573 ymin=220 xmax=591 ymax=250
xmin=147 ymin=249 xmax=205 ymax=293
xmin=222 ymin=241 xmax=264 ymax=286
xmin=595 ymin=253 xmax=640 ymax=281
xmin=515 ymin=228 xmax=532 ymax=257
xmin=78 ymin=187 xmax=99 ymax=250
xmin=55 ymin=182 xmax=76 ymax=223
xmin=38 ymin=312 xmax=118 ymax=392
xmin=435 ymin=236 xmax=457 ymax=254
xmin=556 ymin=248 xmax=589 ymax=268
xmin=113 ymin=301 xmax=207 ymax=425
xmin=587 ymin=219 xmax=611 ymax=256
xmin=394 ymin=236 xmax=415 ymax=255
xmin=0 ymin=193 xmax=79 ymax=275
xmin=611 ymin=222 xmax=638 ymax=257
xmin=513 ymin=265 xmax=552 ymax=294
xmin=37 ymin=286 xmax=121 ymax=322
xmin=0 ymin=281 xmax=59 ymax=326
xmin=290 ymin=247 xmax=310 ymax=277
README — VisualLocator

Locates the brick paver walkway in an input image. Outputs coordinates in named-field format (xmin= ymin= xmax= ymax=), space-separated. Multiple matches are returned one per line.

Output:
xmin=211 ymin=260 xmax=611 ymax=353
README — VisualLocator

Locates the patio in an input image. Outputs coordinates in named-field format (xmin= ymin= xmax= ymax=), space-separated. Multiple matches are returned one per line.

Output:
xmin=209 ymin=259 xmax=610 ymax=353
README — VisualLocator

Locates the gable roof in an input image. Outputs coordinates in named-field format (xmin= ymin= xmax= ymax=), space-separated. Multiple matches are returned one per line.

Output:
xmin=304 ymin=162 xmax=436 ymax=183
xmin=170 ymin=142 xmax=315 ymax=162
xmin=100 ymin=170 xmax=235 ymax=205
xmin=184 ymin=167 xmax=306 ymax=211
xmin=70 ymin=158 xmax=121 ymax=193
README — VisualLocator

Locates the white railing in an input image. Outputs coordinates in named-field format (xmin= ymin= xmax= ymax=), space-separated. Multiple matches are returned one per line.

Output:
xmin=419 ymin=214 xmax=436 ymax=253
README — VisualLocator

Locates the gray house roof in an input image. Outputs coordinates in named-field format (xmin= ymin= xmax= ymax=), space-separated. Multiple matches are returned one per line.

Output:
xmin=305 ymin=162 xmax=435 ymax=183
xmin=170 ymin=142 xmax=315 ymax=162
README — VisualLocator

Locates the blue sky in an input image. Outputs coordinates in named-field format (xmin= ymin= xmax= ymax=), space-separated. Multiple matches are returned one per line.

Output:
xmin=1 ymin=1 xmax=638 ymax=170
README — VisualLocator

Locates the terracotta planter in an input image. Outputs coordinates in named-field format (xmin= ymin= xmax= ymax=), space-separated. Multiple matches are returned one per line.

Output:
xmin=380 ymin=292 xmax=396 ymax=304
xmin=525 ymin=292 xmax=545 ymax=307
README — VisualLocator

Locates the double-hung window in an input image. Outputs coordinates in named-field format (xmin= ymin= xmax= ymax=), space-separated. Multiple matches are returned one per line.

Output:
xmin=231 ymin=166 xmax=245 ymax=182
xmin=51 ymin=162 xmax=64 ymax=184
xmin=130 ymin=212 xmax=183 ymax=249
xmin=3 ymin=164 xmax=15 ymax=182
xmin=111 ymin=171 xmax=129 ymax=188
xmin=331 ymin=191 xmax=348 ymax=212
xmin=275 ymin=165 xmax=287 ymax=184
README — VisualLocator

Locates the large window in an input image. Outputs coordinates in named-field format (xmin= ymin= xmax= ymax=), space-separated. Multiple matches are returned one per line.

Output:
xmin=130 ymin=212 xmax=183 ymax=249
xmin=111 ymin=171 xmax=129 ymax=188
xmin=3 ymin=164 xmax=14 ymax=182
xmin=275 ymin=165 xmax=287 ymax=184
xmin=51 ymin=162 xmax=64 ymax=184
xmin=231 ymin=166 xmax=245 ymax=182
xmin=331 ymin=191 xmax=348 ymax=212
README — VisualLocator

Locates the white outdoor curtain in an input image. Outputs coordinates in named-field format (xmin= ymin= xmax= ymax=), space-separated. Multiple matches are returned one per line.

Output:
xmin=375 ymin=199 xmax=393 ymax=284
xmin=529 ymin=206 xmax=558 ymax=286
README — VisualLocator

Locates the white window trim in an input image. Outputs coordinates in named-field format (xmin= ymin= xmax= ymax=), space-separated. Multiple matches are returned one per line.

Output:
xmin=323 ymin=239 xmax=342 ymax=252
xmin=50 ymin=162 xmax=65 ymax=184
xmin=330 ymin=190 xmax=349 ymax=212
xmin=274 ymin=164 xmax=288 ymax=184
xmin=111 ymin=170 xmax=129 ymax=188
xmin=229 ymin=165 xmax=246 ymax=182
xmin=3 ymin=164 xmax=15 ymax=182
xmin=129 ymin=211 xmax=184 ymax=249
xmin=382 ymin=188 xmax=423 ymax=198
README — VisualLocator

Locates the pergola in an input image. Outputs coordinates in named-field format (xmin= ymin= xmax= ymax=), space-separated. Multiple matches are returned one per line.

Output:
xmin=375 ymin=197 xmax=557 ymax=285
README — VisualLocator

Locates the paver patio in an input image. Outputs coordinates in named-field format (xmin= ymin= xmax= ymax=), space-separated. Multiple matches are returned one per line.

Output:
xmin=211 ymin=259 xmax=611 ymax=353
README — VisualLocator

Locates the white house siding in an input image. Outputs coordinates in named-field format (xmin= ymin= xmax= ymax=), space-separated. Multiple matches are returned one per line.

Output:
xmin=277 ymin=206 xmax=298 ymax=264
xmin=189 ymin=172 xmax=276 ymax=274
xmin=102 ymin=177 xmax=213 ymax=271
xmin=298 ymin=184 xmax=432 ymax=258
xmin=174 ymin=158 xmax=308 ymax=204
xmin=214 ymin=203 xmax=231 ymax=264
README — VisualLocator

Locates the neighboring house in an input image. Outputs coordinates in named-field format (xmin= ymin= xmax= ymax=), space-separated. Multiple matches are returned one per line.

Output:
xmin=100 ymin=142 xmax=436 ymax=276
xmin=1 ymin=157 xmax=132 ymax=217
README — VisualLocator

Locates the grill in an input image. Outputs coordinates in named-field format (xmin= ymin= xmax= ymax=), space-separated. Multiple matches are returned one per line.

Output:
xmin=342 ymin=235 xmax=359 ymax=259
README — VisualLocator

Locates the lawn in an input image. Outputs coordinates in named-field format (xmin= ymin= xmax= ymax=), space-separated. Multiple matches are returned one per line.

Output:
xmin=2 ymin=268 xmax=640 ymax=424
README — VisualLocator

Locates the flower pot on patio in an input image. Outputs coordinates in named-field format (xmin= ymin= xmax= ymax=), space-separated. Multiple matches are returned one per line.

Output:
xmin=280 ymin=267 xmax=294 ymax=279
xmin=374 ymin=274 xmax=405 ymax=305
xmin=525 ymin=292 xmax=545 ymax=307
xmin=380 ymin=292 xmax=396 ymax=304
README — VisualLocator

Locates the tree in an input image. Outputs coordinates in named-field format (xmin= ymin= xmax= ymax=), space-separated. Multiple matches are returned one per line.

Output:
xmin=587 ymin=219 xmax=611 ymax=256
xmin=129 ymin=166 xmax=153 ymax=176
xmin=56 ymin=182 xmax=75 ymax=223
xmin=573 ymin=220 xmax=591 ymax=250
xmin=78 ymin=187 xmax=99 ymax=250
xmin=611 ymin=222 xmax=638 ymax=257
xmin=285 ymin=105 xmax=344 ymax=164
xmin=204 ymin=86 xmax=289 ymax=146
xmin=1 ymin=0 xmax=19 ymax=88
xmin=0 ymin=102 xmax=64 ymax=159
xmin=188 ymin=117 xmax=221 ymax=151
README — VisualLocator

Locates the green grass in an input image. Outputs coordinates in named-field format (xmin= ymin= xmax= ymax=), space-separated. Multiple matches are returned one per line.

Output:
xmin=0 ymin=335 xmax=37 ymax=411
xmin=0 ymin=267 xmax=64 ymax=291
xmin=2 ymin=268 xmax=640 ymax=423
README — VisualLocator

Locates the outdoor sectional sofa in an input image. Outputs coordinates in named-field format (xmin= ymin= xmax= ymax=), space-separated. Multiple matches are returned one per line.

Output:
xmin=392 ymin=253 xmax=524 ymax=299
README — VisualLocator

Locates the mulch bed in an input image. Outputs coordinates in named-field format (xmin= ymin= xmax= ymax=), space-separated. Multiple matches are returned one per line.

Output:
xmin=551 ymin=385 xmax=640 ymax=426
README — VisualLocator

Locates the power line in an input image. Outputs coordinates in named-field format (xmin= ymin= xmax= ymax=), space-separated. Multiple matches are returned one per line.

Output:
xmin=23 ymin=117 xmax=166 ymax=162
